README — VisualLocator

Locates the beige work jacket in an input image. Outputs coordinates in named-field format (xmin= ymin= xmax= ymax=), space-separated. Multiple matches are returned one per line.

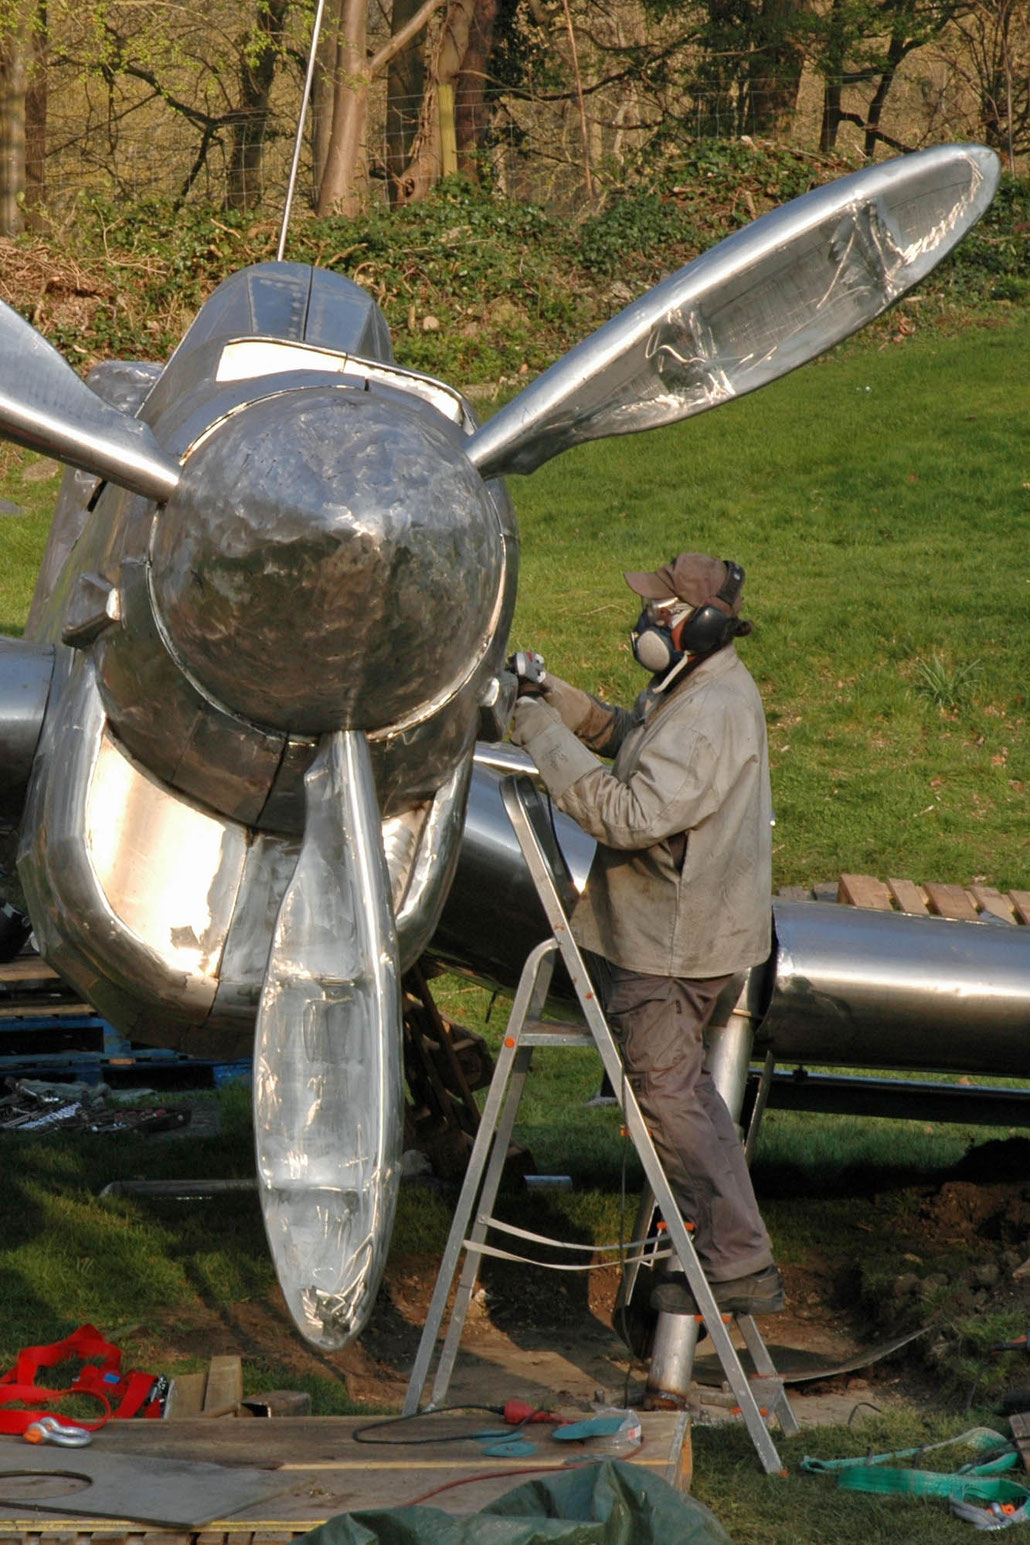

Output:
xmin=527 ymin=646 xmax=772 ymax=978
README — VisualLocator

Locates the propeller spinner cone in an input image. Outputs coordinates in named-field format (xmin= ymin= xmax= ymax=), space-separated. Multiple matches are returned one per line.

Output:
xmin=151 ymin=386 xmax=505 ymax=736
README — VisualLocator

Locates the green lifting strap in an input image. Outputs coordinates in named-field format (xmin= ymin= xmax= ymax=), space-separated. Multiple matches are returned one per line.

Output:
xmin=802 ymin=1427 xmax=1030 ymax=1527
xmin=835 ymin=1465 xmax=1028 ymax=1507
xmin=801 ymin=1425 xmax=1014 ymax=1474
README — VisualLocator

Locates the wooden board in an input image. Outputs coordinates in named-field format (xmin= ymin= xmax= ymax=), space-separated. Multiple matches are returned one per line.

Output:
xmin=0 ymin=959 xmax=61 ymax=984
xmin=923 ymin=882 xmax=980 ymax=922
xmin=837 ymin=874 xmax=892 ymax=910
xmin=887 ymin=878 xmax=929 ymax=914
xmin=0 ymin=1413 xmax=690 ymax=1536
xmin=969 ymin=885 xmax=1018 ymax=924
xmin=203 ymin=1358 xmax=244 ymax=1417
xmin=1011 ymin=1411 xmax=1030 ymax=1472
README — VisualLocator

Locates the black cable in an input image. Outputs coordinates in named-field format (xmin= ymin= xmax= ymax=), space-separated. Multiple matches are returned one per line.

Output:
xmin=352 ymin=1404 xmax=552 ymax=1445
xmin=352 ymin=1404 xmax=500 ymax=1444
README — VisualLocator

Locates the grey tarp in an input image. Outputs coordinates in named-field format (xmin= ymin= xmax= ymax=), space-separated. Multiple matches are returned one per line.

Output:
xmin=297 ymin=1460 xmax=734 ymax=1545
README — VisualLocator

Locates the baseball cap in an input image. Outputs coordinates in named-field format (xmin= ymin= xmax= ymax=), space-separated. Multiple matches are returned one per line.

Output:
xmin=624 ymin=553 xmax=739 ymax=613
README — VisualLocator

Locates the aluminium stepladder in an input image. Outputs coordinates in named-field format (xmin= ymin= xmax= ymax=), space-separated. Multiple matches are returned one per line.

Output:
xmin=403 ymin=773 xmax=798 ymax=1474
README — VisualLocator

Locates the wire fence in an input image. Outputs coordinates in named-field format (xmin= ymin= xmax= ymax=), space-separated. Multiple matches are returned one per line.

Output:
xmin=22 ymin=60 xmax=1023 ymax=228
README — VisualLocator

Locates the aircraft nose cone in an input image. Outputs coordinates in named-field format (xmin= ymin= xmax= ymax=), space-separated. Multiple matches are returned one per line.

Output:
xmin=150 ymin=387 xmax=505 ymax=735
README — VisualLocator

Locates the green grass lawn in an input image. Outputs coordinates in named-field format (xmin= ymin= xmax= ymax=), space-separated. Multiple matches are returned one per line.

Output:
xmin=509 ymin=312 xmax=1029 ymax=891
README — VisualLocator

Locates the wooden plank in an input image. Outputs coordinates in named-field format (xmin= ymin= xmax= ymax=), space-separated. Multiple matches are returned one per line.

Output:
xmin=924 ymin=882 xmax=980 ymax=922
xmin=837 ymin=874 xmax=893 ymax=910
xmin=0 ymin=958 xmax=61 ymax=984
xmin=203 ymin=1357 xmax=243 ymax=1417
xmin=887 ymin=878 xmax=930 ymax=914
xmin=0 ymin=1001 xmax=94 ymax=1019
xmin=0 ymin=1413 xmax=688 ymax=1525
xmin=1011 ymin=1410 xmax=1030 ymax=1471
xmin=969 ymin=884 xmax=1018 ymax=924
xmin=166 ymin=1373 xmax=208 ymax=1419
xmin=1009 ymin=891 xmax=1030 ymax=926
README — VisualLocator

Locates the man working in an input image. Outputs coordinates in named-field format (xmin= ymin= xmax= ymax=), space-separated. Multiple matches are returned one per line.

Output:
xmin=508 ymin=552 xmax=782 ymax=1318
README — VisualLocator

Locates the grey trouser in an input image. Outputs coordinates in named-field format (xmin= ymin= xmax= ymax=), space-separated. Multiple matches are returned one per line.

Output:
xmin=594 ymin=960 xmax=774 ymax=1282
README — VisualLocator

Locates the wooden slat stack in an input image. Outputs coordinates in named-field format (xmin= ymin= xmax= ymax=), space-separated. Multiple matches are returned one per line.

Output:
xmin=834 ymin=873 xmax=1029 ymax=924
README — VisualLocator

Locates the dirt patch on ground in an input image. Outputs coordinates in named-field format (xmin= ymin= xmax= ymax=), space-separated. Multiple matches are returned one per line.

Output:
xmin=134 ymin=1139 xmax=1030 ymax=1425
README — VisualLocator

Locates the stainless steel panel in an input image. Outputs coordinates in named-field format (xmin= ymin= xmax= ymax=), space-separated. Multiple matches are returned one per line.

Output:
xmin=431 ymin=755 xmax=594 ymax=992
xmin=17 ymin=660 xmax=248 ymax=1022
xmin=149 ymin=384 xmax=508 ymax=737
xmin=0 ymin=298 xmax=179 ymax=499
xmin=0 ymin=637 xmax=53 ymax=819
xmin=763 ymin=899 xmax=1030 ymax=1075
xmin=96 ymin=558 xmax=285 ymax=828
xmin=469 ymin=145 xmax=998 ymax=478
xmin=25 ymin=361 xmax=163 ymax=638
xmin=254 ymin=730 xmax=402 ymax=1348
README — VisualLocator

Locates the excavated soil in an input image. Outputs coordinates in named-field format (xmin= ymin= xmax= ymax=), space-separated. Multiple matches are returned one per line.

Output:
xmin=137 ymin=1137 xmax=1030 ymax=1425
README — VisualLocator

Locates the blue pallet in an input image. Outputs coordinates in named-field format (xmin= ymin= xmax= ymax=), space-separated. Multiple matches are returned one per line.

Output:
xmin=0 ymin=1011 xmax=252 ymax=1087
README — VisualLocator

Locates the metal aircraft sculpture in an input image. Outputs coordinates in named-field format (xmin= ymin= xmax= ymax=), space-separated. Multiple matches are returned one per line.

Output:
xmin=0 ymin=142 xmax=1002 ymax=1351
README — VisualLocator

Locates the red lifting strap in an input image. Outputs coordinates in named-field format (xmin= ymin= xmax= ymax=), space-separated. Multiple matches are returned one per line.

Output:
xmin=0 ymin=1324 xmax=162 ymax=1434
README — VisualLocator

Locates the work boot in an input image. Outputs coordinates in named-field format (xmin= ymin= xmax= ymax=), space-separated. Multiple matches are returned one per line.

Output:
xmin=649 ymin=1263 xmax=785 ymax=1317
xmin=711 ymin=1264 xmax=785 ymax=1316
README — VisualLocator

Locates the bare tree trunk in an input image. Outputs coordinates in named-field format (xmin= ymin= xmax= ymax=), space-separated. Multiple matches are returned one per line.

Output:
xmin=316 ymin=0 xmax=369 ymax=214
xmin=23 ymin=0 xmax=44 ymax=225
xmin=311 ymin=0 xmax=343 ymax=195
xmin=747 ymin=0 xmax=805 ymax=136
xmin=317 ymin=0 xmax=442 ymax=214
xmin=387 ymin=0 xmax=427 ymax=202
xmin=394 ymin=0 xmax=475 ymax=204
xmin=227 ymin=0 xmax=290 ymax=212
xmin=819 ymin=75 xmax=842 ymax=150
xmin=818 ymin=0 xmax=845 ymax=152
xmin=454 ymin=0 xmax=498 ymax=179
xmin=560 ymin=0 xmax=593 ymax=199
xmin=0 ymin=0 xmax=37 ymax=236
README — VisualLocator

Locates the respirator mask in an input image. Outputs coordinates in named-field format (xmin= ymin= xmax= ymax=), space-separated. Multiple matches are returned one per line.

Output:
xmin=630 ymin=598 xmax=695 ymax=676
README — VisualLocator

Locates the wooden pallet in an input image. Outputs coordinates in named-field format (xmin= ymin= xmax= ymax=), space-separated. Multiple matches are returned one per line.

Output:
xmin=0 ymin=956 xmax=92 ymax=1017
xmin=779 ymin=874 xmax=1030 ymax=925
xmin=0 ymin=1413 xmax=692 ymax=1542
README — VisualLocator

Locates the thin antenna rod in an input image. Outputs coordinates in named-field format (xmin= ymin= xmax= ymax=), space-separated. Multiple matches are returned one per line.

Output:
xmin=277 ymin=0 xmax=328 ymax=262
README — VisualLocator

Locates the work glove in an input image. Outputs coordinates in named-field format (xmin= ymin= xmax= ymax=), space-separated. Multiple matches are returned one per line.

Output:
xmin=509 ymin=695 xmax=562 ymax=747
xmin=509 ymin=697 xmax=600 ymax=798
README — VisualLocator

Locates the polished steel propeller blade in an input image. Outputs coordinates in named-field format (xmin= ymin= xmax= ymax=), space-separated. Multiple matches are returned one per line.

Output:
xmin=253 ymin=730 xmax=403 ymax=1350
xmin=467 ymin=144 xmax=999 ymax=479
xmin=0 ymin=298 xmax=180 ymax=500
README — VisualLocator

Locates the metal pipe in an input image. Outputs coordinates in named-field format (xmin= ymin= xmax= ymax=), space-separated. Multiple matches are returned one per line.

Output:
xmin=762 ymin=900 xmax=1030 ymax=1076
xmin=758 ymin=1070 xmax=1030 ymax=1127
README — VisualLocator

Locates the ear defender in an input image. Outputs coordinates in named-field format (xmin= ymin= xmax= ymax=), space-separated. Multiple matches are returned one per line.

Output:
xmin=676 ymin=560 xmax=746 ymax=656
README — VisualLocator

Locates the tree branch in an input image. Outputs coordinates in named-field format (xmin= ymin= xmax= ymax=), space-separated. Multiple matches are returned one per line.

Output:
xmin=368 ymin=0 xmax=444 ymax=78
